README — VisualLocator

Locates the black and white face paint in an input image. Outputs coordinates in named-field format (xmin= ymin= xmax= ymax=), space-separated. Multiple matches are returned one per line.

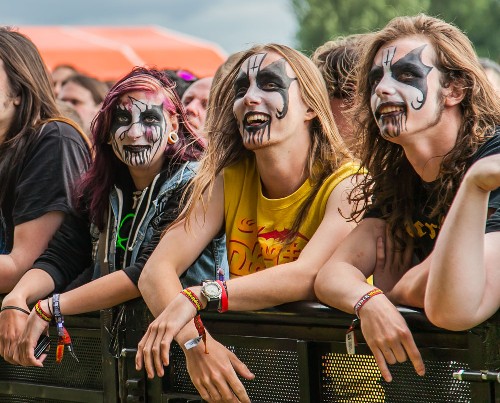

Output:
xmin=369 ymin=42 xmax=434 ymax=139
xmin=233 ymin=52 xmax=297 ymax=145
xmin=111 ymin=92 xmax=169 ymax=168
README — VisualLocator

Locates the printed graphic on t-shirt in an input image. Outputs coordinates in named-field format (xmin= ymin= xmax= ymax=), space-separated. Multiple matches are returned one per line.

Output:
xmin=228 ymin=218 xmax=309 ymax=276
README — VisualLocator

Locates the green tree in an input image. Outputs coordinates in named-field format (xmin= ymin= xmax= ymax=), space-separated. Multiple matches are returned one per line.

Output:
xmin=292 ymin=0 xmax=500 ymax=60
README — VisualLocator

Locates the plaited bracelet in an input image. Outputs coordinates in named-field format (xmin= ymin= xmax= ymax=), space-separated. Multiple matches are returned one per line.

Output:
xmin=354 ymin=288 xmax=384 ymax=318
xmin=34 ymin=300 xmax=52 ymax=322
xmin=181 ymin=288 xmax=203 ymax=311
xmin=1 ymin=305 xmax=30 ymax=315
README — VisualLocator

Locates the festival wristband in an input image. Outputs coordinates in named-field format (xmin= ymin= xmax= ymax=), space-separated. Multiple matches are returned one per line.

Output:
xmin=181 ymin=288 xmax=203 ymax=311
xmin=353 ymin=288 xmax=384 ymax=318
xmin=34 ymin=300 xmax=52 ymax=323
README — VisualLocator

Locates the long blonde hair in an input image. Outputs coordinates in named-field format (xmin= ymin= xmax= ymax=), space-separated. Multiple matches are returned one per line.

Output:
xmin=180 ymin=43 xmax=352 ymax=239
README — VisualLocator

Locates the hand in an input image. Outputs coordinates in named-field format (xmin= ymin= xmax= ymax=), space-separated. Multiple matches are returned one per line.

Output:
xmin=184 ymin=333 xmax=254 ymax=402
xmin=16 ymin=302 xmax=50 ymax=366
xmin=136 ymin=291 xmax=199 ymax=377
xmin=358 ymin=294 xmax=425 ymax=382
xmin=0 ymin=303 xmax=30 ymax=364
xmin=373 ymin=229 xmax=413 ymax=292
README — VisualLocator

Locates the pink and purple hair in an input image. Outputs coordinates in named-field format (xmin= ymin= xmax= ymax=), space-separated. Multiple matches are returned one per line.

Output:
xmin=78 ymin=67 xmax=205 ymax=229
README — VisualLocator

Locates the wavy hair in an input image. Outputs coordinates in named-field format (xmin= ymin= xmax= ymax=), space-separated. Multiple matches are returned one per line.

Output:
xmin=351 ymin=14 xmax=500 ymax=248
xmin=0 ymin=27 xmax=62 ymax=206
xmin=78 ymin=67 xmax=205 ymax=229
xmin=180 ymin=43 xmax=352 ymax=241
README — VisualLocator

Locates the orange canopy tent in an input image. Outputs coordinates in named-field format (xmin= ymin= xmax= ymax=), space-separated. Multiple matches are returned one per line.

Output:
xmin=18 ymin=26 xmax=227 ymax=81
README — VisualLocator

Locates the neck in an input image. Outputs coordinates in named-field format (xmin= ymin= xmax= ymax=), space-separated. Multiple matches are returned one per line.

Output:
xmin=254 ymin=135 xmax=311 ymax=199
xmin=128 ymin=159 xmax=163 ymax=190
xmin=398 ymin=108 xmax=462 ymax=182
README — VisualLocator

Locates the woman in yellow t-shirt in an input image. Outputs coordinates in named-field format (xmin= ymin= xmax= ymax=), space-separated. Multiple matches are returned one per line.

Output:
xmin=136 ymin=44 xmax=363 ymax=402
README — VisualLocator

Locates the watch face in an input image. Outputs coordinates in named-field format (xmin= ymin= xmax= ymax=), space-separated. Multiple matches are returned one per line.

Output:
xmin=203 ymin=282 xmax=221 ymax=299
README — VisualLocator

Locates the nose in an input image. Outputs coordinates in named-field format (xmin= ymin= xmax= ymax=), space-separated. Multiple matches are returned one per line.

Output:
xmin=243 ymin=84 xmax=262 ymax=106
xmin=126 ymin=123 xmax=142 ymax=140
xmin=186 ymin=100 xmax=200 ymax=117
xmin=374 ymin=74 xmax=397 ymax=98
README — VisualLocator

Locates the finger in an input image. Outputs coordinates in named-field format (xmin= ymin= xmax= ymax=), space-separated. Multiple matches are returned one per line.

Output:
xmin=372 ymin=347 xmax=393 ymax=382
xmin=193 ymin=382 xmax=211 ymax=403
xmin=159 ymin=333 xmax=173 ymax=367
xmin=141 ymin=329 xmax=158 ymax=378
xmin=389 ymin=342 xmax=408 ymax=364
xmin=152 ymin=329 xmax=167 ymax=378
xmin=135 ymin=330 xmax=149 ymax=370
xmin=230 ymin=352 xmax=254 ymax=380
xmin=203 ymin=379 xmax=224 ymax=402
xmin=402 ymin=335 xmax=425 ymax=376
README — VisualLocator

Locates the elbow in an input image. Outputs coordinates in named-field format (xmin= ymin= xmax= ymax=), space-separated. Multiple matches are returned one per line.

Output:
xmin=137 ymin=263 xmax=153 ymax=294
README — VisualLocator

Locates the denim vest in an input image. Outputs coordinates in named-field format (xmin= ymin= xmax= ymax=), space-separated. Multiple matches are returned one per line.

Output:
xmin=91 ymin=161 xmax=228 ymax=286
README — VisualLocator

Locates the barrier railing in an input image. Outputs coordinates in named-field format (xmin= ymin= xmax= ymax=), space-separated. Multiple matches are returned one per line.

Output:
xmin=0 ymin=300 xmax=498 ymax=402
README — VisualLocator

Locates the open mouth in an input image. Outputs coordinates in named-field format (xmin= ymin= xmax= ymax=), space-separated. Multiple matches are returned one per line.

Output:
xmin=375 ymin=103 xmax=406 ymax=120
xmin=243 ymin=112 xmax=271 ymax=131
xmin=123 ymin=145 xmax=151 ymax=153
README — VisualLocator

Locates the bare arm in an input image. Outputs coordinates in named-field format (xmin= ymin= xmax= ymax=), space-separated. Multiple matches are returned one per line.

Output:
xmin=314 ymin=218 xmax=425 ymax=382
xmin=0 ymin=211 xmax=64 ymax=293
xmin=426 ymin=155 xmax=500 ymax=330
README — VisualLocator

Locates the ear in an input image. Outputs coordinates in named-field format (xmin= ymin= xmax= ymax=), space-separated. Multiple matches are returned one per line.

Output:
xmin=13 ymin=95 xmax=21 ymax=106
xmin=304 ymin=107 xmax=317 ymax=122
xmin=443 ymin=82 xmax=466 ymax=107
xmin=170 ymin=113 xmax=180 ymax=133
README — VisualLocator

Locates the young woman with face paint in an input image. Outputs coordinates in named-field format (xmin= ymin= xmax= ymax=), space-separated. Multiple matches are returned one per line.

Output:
xmin=135 ymin=44 xmax=361 ymax=402
xmin=2 ymin=68 xmax=228 ymax=367
xmin=315 ymin=14 xmax=500 ymax=384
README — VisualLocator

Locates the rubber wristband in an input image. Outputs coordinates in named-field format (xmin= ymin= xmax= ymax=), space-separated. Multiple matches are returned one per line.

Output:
xmin=217 ymin=280 xmax=228 ymax=313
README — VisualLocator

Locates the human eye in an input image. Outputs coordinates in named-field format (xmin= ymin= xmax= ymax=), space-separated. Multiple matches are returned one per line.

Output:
xmin=142 ymin=113 xmax=160 ymax=124
xmin=114 ymin=112 xmax=130 ymax=125
xmin=368 ymin=67 xmax=383 ymax=90
xmin=262 ymin=81 xmax=280 ymax=91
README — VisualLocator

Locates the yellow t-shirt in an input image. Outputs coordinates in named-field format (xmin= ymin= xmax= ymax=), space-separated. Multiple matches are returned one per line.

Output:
xmin=224 ymin=156 xmax=360 ymax=278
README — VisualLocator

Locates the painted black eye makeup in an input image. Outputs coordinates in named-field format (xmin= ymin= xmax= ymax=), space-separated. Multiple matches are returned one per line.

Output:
xmin=234 ymin=71 xmax=250 ymax=99
xmin=369 ymin=66 xmax=383 ymax=92
xmin=256 ymin=58 xmax=296 ymax=119
xmin=391 ymin=45 xmax=432 ymax=110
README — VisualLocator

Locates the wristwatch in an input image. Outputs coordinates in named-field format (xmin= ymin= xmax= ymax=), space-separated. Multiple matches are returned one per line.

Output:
xmin=200 ymin=280 xmax=223 ymax=311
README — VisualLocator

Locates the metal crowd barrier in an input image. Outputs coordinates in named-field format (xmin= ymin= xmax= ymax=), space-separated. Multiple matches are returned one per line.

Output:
xmin=0 ymin=300 xmax=498 ymax=402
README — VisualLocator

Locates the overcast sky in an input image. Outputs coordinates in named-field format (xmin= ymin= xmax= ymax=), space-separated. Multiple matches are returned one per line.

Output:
xmin=0 ymin=0 xmax=298 ymax=55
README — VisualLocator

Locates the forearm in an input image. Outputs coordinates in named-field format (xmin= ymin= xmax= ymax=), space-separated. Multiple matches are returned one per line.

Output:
xmin=315 ymin=261 xmax=376 ymax=314
xmin=58 ymin=271 xmax=140 ymax=315
xmin=387 ymin=260 xmax=429 ymax=308
xmin=426 ymin=178 xmax=489 ymax=326
xmin=1 ymin=269 xmax=55 ymax=307
xmin=0 ymin=255 xmax=23 ymax=293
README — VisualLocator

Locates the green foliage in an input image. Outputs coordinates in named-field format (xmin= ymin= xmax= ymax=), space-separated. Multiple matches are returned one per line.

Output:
xmin=292 ymin=0 xmax=500 ymax=60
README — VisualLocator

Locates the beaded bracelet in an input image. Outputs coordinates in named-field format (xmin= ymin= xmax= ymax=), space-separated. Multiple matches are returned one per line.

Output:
xmin=181 ymin=288 xmax=203 ymax=311
xmin=354 ymin=288 xmax=384 ymax=318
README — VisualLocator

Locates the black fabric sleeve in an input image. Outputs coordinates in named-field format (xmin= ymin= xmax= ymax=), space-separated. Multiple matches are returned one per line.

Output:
xmin=13 ymin=121 xmax=91 ymax=226
xmin=122 ymin=190 xmax=183 ymax=286
xmin=33 ymin=211 xmax=92 ymax=292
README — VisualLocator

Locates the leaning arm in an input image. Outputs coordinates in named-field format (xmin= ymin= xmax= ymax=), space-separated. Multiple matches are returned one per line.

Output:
xmin=426 ymin=172 xmax=500 ymax=330
xmin=0 ymin=211 xmax=64 ymax=293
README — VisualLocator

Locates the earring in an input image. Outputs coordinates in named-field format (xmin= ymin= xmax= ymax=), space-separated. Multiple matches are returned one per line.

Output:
xmin=167 ymin=131 xmax=179 ymax=144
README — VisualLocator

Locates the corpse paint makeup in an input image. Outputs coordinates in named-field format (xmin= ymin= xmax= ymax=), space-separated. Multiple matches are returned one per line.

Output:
xmin=369 ymin=44 xmax=433 ymax=139
xmin=111 ymin=95 xmax=167 ymax=167
xmin=234 ymin=52 xmax=296 ymax=145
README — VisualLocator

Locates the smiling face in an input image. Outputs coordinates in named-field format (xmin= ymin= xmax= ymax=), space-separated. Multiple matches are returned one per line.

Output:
xmin=110 ymin=90 xmax=177 ymax=172
xmin=232 ymin=51 xmax=311 ymax=149
xmin=369 ymin=36 xmax=445 ymax=140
